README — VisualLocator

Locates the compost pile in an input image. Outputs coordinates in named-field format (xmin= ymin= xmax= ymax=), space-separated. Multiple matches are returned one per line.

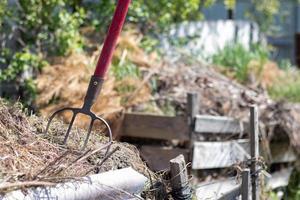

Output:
xmin=156 ymin=59 xmax=300 ymax=153
xmin=0 ymin=100 xmax=152 ymax=192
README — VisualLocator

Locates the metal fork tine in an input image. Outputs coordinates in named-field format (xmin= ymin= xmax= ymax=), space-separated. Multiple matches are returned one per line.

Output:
xmin=45 ymin=108 xmax=69 ymax=134
xmin=63 ymin=113 xmax=77 ymax=145
xmin=95 ymin=116 xmax=113 ymax=156
xmin=82 ymin=119 xmax=95 ymax=150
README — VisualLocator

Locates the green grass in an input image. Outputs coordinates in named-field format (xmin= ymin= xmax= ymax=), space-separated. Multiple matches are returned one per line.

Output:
xmin=212 ymin=43 xmax=269 ymax=82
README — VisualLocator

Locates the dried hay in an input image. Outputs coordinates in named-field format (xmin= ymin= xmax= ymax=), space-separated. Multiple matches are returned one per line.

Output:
xmin=247 ymin=60 xmax=284 ymax=88
xmin=0 ymin=100 xmax=154 ymax=192
xmin=36 ymin=30 xmax=157 ymax=128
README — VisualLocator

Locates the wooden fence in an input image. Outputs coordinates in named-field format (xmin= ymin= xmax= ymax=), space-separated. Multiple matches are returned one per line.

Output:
xmin=118 ymin=92 xmax=295 ymax=199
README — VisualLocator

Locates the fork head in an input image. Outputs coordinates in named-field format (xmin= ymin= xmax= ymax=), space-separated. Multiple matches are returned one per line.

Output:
xmin=44 ymin=76 xmax=111 ymax=150
xmin=44 ymin=107 xmax=112 ymax=150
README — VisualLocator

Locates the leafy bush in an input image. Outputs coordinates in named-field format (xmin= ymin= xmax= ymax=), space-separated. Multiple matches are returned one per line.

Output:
xmin=0 ymin=50 xmax=47 ymax=82
xmin=16 ymin=0 xmax=85 ymax=55
xmin=212 ymin=43 xmax=269 ymax=82
xmin=246 ymin=0 xmax=280 ymax=34
xmin=0 ymin=0 xmax=7 ymax=26
xmin=0 ymin=49 xmax=47 ymax=107
xmin=0 ymin=0 xmax=85 ymax=107
xmin=268 ymin=71 xmax=300 ymax=103
xmin=84 ymin=0 xmax=214 ymax=33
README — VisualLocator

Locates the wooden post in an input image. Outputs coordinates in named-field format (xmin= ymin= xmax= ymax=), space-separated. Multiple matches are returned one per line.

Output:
xmin=170 ymin=154 xmax=192 ymax=200
xmin=250 ymin=106 xmax=259 ymax=200
xmin=187 ymin=92 xmax=199 ymax=171
xmin=241 ymin=169 xmax=250 ymax=200
xmin=187 ymin=92 xmax=199 ymax=140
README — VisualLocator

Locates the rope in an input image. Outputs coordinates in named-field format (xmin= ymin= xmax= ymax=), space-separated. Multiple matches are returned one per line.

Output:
xmin=171 ymin=182 xmax=193 ymax=200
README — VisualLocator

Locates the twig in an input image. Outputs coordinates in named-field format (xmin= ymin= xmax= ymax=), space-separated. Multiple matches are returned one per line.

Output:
xmin=53 ymin=142 xmax=112 ymax=176
xmin=86 ymin=146 xmax=120 ymax=174
xmin=33 ymin=150 xmax=70 ymax=179
xmin=0 ymin=181 xmax=55 ymax=191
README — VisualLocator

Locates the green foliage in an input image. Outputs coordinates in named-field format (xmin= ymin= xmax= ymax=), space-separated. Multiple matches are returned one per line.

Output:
xmin=246 ymin=0 xmax=280 ymax=34
xmin=286 ymin=169 xmax=300 ymax=199
xmin=224 ymin=0 xmax=236 ymax=10
xmin=0 ymin=0 xmax=7 ymax=26
xmin=51 ymin=9 xmax=85 ymax=55
xmin=0 ymin=50 xmax=47 ymax=82
xmin=0 ymin=50 xmax=47 ymax=107
xmin=140 ymin=36 xmax=160 ymax=54
xmin=129 ymin=0 xmax=202 ymax=31
xmin=16 ymin=0 xmax=86 ymax=55
xmin=84 ymin=0 xmax=116 ymax=31
xmin=212 ymin=43 xmax=269 ymax=82
xmin=23 ymin=78 xmax=38 ymax=108
xmin=85 ymin=0 xmax=215 ymax=33
xmin=112 ymin=60 xmax=140 ymax=81
xmin=0 ymin=0 xmax=85 ymax=107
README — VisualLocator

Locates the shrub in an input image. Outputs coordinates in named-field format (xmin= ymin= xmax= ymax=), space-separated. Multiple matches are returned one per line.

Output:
xmin=16 ymin=0 xmax=86 ymax=55
xmin=112 ymin=60 xmax=140 ymax=81
xmin=0 ymin=49 xmax=48 ymax=107
xmin=212 ymin=43 xmax=269 ymax=82
xmin=0 ymin=0 xmax=7 ymax=26
xmin=84 ymin=0 xmax=214 ymax=33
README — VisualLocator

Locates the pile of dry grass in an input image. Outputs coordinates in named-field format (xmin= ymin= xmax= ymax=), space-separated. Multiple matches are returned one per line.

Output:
xmin=36 ymin=30 xmax=158 ymax=128
xmin=0 ymin=100 xmax=153 ymax=192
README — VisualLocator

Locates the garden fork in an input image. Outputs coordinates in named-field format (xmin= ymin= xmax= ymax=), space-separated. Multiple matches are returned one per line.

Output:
xmin=45 ymin=0 xmax=132 ymax=150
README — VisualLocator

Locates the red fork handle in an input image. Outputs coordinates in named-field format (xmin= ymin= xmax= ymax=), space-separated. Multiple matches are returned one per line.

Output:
xmin=94 ymin=0 xmax=131 ymax=78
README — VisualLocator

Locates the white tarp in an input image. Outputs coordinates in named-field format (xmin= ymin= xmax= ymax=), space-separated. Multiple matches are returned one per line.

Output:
xmin=2 ymin=167 xmax=147 ymax=200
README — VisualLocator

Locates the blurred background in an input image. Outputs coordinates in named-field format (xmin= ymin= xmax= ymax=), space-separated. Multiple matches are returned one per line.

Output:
xmin=1 ymin=0 xmax=300 ymax=111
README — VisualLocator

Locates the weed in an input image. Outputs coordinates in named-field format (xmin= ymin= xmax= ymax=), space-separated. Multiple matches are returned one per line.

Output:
xmin=268 ymin=70 xmax=300 ymax=102
xmin=112 ymin=60 xmax=140 ymax=81
xmin=212 ymin=43 xmax=269 ymax=82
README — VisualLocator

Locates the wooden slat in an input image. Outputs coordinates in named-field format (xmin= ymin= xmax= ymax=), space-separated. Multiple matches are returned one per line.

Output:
xmin=196 ymin=179 xmax=240 ymax=200
xmin=192 ymin=140 xmax=250 ymax=169
xmin=194 ymin=115 xmax=249 ymax=134
xmin=140 ymin=146 xmax=189 ymax=171
xmin=122 ymin=113 xmax=189 ymax=140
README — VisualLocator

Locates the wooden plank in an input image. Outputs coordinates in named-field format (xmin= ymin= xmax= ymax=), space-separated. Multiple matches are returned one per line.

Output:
xmin=140 ymin=146 xmax=189 ymax=172
xmin=250 ymin=106 xmax=259 ymax=200
xmin=194 ymin=115 xmax=248 ymax=134
xmin=266 ymin=167 xmax=293 ymax=189
xmin=192 ymin=140 xmax=250 ymax=169
xmin=196 ymin=179 xmax=240 ymax=200
xmin=122 ymin=113 xmax=189 ymax=140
